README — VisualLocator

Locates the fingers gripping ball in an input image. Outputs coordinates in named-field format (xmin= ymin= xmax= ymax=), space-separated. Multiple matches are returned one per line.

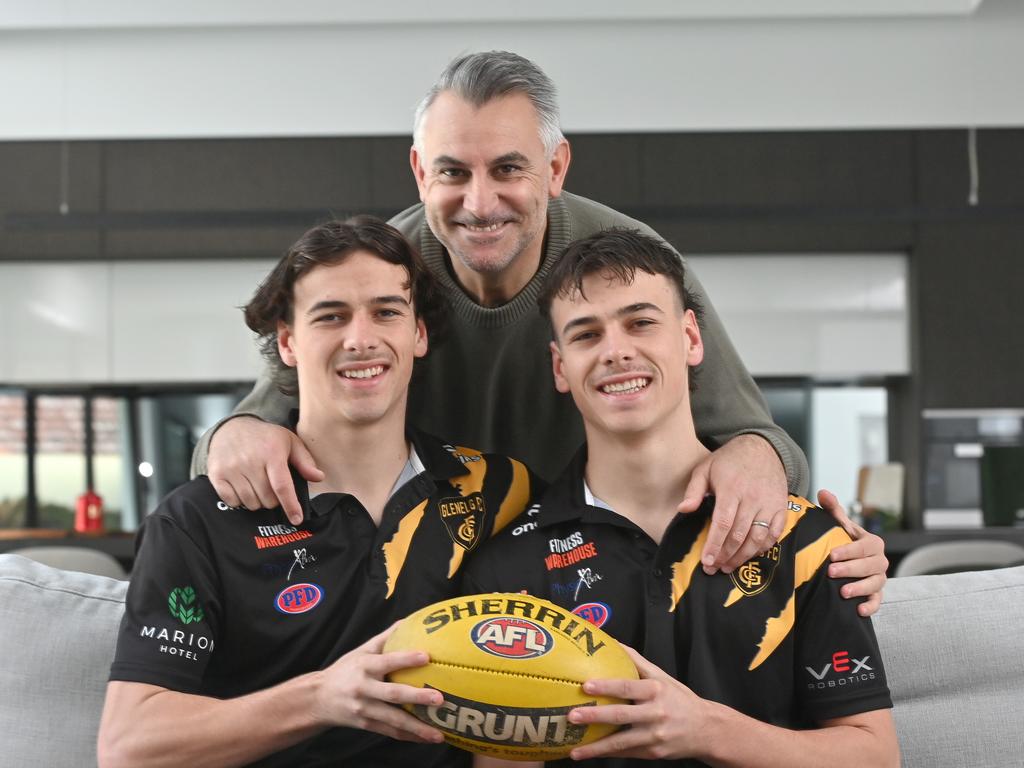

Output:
xmin=384 ymin=593 xmax=638 ymax=761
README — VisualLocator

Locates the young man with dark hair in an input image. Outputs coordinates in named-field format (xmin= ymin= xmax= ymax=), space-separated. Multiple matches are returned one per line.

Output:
xmin=464 ymin=229 xmax=899 ymax=768
xmin=192 ymin=52 xmax=889 ymax=601
xmin=98 ymin=217 xmax=536 ymax=767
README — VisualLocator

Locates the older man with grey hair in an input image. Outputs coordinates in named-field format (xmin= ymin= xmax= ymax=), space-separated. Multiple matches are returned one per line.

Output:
xmin=193 ymin=51 xmax=887 ymax=602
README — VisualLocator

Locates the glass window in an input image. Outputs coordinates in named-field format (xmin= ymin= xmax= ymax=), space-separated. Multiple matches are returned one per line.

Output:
xmin=0 ymin=391 xmax=28 ymax=528
xmin=35 ymin=395 xmax=87 ymax=528
xmin=810 ymin=387 xmax=889 ymax=508
xmin=136 ymin=392 xmax=243 ymax=517
xmin=93 ymin=396 xmax=132 ymax=532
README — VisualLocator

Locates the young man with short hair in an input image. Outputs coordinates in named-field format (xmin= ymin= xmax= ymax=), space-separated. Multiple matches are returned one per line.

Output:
xmin=464 ymin=229 xmax=899 ymax=768
xmin=98 ymin=217 xmax=536 ymax=767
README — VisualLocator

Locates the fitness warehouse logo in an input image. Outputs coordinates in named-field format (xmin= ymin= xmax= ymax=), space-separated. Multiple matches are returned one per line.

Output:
xmin=137 ymin=586 xmax=214 ymax=662
xmin=805 ymin=651 xmax=877 ymax=690
xmin=254 ymin=523 xmax=313 ymax=550
xmin=544 ymin=531 xmax=598 ymax=571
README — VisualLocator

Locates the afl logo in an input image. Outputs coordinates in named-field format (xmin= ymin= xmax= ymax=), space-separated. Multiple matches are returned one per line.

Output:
xmin=572 ymin=602 xmax=611 ymax=628
xmin=275 ymin=583 xmax=323 ymax=615
xmin=472 ymin=617 xmax=553 ymax=660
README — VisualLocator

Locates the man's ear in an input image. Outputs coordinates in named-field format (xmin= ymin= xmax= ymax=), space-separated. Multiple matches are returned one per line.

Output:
xmin=410 ymin=145 xmax=428 ymax=203
xmin=550 ymin=340 xmax=571 ymax=394
xmin=414 ymin=317 xmax=428 ymax=359
xmin=683 ymin=309 xmax=704 ymax=366
xmin=547 ymin=139 xmax=571 ymax=199
xmin=277 ymin=321 xmax=298 ymax=367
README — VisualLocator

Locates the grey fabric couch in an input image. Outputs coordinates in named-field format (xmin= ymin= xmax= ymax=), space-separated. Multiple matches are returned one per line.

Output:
xmin=1 ymin=553 xmax=1022 ymax=767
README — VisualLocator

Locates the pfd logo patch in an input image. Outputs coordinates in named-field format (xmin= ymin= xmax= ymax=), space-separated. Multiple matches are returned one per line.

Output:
xmin=275 ymin=583 xmax=323 ymax=615
xmin=437 ymin=492 xmax=486 ymax=551
xmin=472 ymin=617 xmax=553 ymax=659
xmin=730 ymin=543 xmax=781 ymax=597
xmin=572 ymin=602 xmax=611 ymax=628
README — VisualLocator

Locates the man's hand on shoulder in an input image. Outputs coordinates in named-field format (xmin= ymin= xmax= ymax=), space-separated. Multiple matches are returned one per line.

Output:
xmin=818 ymin=488 xmax=889 ymax=617
xmin=678 ymin=434 xmax=788 ymax=575
xmin=207 ymin=416 xmax=323 ymax=525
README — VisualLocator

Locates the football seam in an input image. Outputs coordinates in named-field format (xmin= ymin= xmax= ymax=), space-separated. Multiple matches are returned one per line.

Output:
xmin=427 ymin=659 xmax=583 ymax=686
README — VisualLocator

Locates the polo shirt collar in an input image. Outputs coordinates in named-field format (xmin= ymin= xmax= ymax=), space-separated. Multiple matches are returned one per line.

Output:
xmin=537 ymin=444 xmax=717 ymax=529
xmin=535 ymin=444 xmax=596 ymax=528
xmin=285 ymin=411 xmax=475 ymax=519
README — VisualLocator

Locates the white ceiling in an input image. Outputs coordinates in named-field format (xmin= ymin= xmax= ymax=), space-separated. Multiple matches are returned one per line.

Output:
xmin=0 ymin=1 xmax=987 ymax=29
xmin=1 ymin=0 xmax=1018 ymax=140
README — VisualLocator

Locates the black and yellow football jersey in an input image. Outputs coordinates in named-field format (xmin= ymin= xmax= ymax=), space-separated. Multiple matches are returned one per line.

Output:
xmin=464 ymin=448 xmax=892 ymax=768
xmin=111 ymin=428 xmax=538 ymax=767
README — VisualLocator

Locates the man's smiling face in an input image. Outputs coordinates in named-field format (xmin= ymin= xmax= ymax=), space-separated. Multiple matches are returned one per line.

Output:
xmin=411 ymin=91 xmax=569 ymax=302
xmin=549 ymin=269 xmax=703 ymax=440
xmin=277 ymin=250 xmax=427 ymax=428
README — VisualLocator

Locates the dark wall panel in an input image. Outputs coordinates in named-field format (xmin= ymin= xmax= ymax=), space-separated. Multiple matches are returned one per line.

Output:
xmin=916 ymin=221 xmax=1024 ymax=408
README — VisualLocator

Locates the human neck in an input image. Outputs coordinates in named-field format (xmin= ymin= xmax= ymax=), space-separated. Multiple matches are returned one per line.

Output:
xmin=583 ymin=415 xmax=710 ymax=544
xmin=296 ymin=410 xmax=410 ymax=525
xmin=449 ymin=237 xmax=545 ymax=307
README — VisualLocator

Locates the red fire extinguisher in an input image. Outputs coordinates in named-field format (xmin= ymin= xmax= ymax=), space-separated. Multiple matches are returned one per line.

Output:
xmin=75 ymin=489 xmax=104 ymax=533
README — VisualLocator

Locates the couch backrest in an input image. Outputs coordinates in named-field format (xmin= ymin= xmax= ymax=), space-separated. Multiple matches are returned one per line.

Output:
xmin=874 ymin=563 xmax=1024 ymax=768
xmin=0 ymin=553 xmax=127 ymax=768
xmin=3 ymin=552 xmax=1023 ymax=767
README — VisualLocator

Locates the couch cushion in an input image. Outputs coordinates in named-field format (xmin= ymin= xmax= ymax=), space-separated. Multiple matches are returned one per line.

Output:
xmin=875 ymin=564 xmax=1024 ymax=768
xmin=0 ymin=553 xmax=127 ymax=768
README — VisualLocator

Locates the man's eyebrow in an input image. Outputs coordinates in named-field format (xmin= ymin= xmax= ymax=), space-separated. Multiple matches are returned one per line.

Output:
xmin=432 ymin=154 xmax=466 ymax=168
xmin=561 ymin=314 xmax=599 ymax=337
xmin=618 ymin=302 xmax=664 ymax=317
xmin=305 ymin=296 xmax=410 ymax=316
xmin=492 ymin=151 xmax=530 ymax=166
xmin=560 ymin=302 xmax=665 ymax=337
xmin=306 ymin=299 xmax=348 ymax=316
xmin=371 ymin=295 xmax=412 ymax=307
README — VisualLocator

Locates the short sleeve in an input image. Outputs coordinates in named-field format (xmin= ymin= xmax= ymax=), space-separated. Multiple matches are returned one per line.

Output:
xmin=794 ymin=536 xmax=892 ymax=721
xmin=109 ymin=506 xmax=223 ymax=694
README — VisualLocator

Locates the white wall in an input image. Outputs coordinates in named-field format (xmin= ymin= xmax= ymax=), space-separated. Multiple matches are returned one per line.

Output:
xmin=687 ymin=254 xmax=908 ymax=377
xmin=0 ymin=253 xmax=906 ymax=384
xmin=0 ymin=0 xmax=1020 ymax=140
xmin=0 ymin=261 xmax=274 ymax=384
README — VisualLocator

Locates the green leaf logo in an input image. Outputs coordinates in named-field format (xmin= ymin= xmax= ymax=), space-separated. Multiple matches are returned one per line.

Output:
xmin=167 ymin=586 xmax=205 ymax=625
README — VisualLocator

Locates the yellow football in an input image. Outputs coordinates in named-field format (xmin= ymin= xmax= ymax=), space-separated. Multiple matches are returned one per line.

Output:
xmin=384 ymin=592 xmax=638 ymax=762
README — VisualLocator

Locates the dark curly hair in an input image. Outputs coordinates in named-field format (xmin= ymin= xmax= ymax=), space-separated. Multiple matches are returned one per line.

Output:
xmin=244 ymin=216 xmax=447 ymax=395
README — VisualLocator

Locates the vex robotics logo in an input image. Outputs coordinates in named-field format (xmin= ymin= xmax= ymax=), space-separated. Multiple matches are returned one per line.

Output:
xmin=167 ymin=586 xmax=204 ymax=625
xmin=730 ymin=543 xmax=781 ymax=597
xmin=805 ymin=651 xmax=877 ymax=690
xmin=472 ymin=617 xmax=553 ymax=660
xmin=438 ymin=492 xmax=485 ymax=551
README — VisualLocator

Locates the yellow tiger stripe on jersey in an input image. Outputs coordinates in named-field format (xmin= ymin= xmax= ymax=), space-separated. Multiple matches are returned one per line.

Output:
xmin=382 ymin=499 xmax=429 ymax=599
xmin=493 ymin=458 xmax=532 ymax=535
xmin=447 ymin=447 xmax=488 ymax=578
xmin=669 ymin=519 xmax=711 ymax=611
xmin=748 ymin=525 xmax=853 ymax=670
xmin=723 ymin=497 xmax=811 ymax=608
